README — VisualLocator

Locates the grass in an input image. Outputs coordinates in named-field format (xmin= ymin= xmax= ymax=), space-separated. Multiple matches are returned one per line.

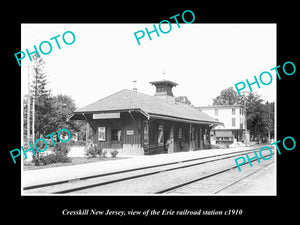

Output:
xmin=23 ymin=156 xmax=128 ymax=171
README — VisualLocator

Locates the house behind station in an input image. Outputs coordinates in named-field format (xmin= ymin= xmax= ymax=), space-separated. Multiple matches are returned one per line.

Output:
xmin=197 ymin=105 xmax=246 ymax=144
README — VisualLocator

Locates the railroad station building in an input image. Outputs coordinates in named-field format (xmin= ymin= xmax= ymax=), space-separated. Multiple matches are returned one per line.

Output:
xmin=70 ymin=80 xmax=223 ymax=155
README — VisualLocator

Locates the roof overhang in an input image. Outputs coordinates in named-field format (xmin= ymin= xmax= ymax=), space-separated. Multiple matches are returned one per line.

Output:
xmin=149 ymin=80 xmax=178 ymax=86
xmin=148 ymin=113 xmax=224 ymax=126
xmin=68 ymin=109 xmax=223 ymax=126
xmin=213 ymin=128 xmax=245 ymax=131
xmin=68 ymin=108 xmax=150 ymax=121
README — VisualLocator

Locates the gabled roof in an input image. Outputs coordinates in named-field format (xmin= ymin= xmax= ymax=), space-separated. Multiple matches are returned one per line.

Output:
xmin=71 ymin=89 xmax=222 ymax=125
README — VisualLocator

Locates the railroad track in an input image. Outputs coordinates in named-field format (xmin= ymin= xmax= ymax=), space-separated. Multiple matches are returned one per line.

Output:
xmin=155 ymin=156 xmax=274 ymax=194
xmin=213 ymin=161 xmax=275 ymax=194
xmin=23 ymin=147 xmax=274 ymax=194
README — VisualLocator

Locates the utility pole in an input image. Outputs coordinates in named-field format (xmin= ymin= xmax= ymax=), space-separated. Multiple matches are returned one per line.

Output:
xmin=27 ymin=65 xmax=31 ymax=143
xmin=32 ymin=95 xmax=35 ymax=142
xmin=32 ymin=66 xmax=38 ymax=143
xmin=86 ymin=122 xmax=89 ymax=144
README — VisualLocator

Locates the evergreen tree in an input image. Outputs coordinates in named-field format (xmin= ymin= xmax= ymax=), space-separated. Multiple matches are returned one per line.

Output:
xmin=23 ymin=95 xmax=30 ymax=141
xmin=31 ymin=54 xmax=53 ymax=138
xmin=23 ymin=54 xmax=52 ymax=141
xmin=22 ymin=55 xmax=89 ymax=165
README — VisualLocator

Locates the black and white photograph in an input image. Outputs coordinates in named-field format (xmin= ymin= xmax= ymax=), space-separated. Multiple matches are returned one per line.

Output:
xmin=4 ymin=5 xmax=297 ymax=223
xmin=20 ymin=23 xmax=277 ymax=195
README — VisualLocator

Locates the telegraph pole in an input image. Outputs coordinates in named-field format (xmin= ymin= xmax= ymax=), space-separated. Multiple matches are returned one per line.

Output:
xmin=27 ymin=65 xmax=31 ymax=142
xmin=32 ymin=66 xmax=38 ymax=143
xmin=32 ymin=95 xmax=35 ymax=142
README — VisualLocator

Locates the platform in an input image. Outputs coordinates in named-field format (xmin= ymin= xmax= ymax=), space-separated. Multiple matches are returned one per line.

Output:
xmin=22 ymin=143 xmax=267 ymax=191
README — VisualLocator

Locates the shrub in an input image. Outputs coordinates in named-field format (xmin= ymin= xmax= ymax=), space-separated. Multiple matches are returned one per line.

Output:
xmin=40 ymin=152 xmax=71 ymax=165
xmin=45 ymin=138 xmax=54 ymax=147
xmin=33 ymin=142 xmax=71 ymax=166
xmin=111 ymin=149 xmax=119 ymax=158
xmin=53 ymin=142 xmax=70 ymax=156
xmin=75 ymin=140 xmax=86 ymax=146
xmin=102 ymin=149 xmax=119 ymax=158
xmin=32 ymin=154 xmax=42 ymax=166
xmin=31 ymin=141 xmax=45 ymax=166
xmin=85 ymin=143 xmax=102 ymax=158
xmin=36 ymin=139 xmax=46 ymax=150
xmin=69 ymin=139 xmax=75 ymax=146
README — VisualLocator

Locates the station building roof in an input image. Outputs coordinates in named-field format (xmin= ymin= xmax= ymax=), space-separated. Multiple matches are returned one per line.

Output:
xmin=70 ymin=89 xmax=223 ymax=126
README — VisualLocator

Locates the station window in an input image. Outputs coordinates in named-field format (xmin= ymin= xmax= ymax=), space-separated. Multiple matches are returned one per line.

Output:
xmin=98 ymin=127 xmax=106 ymax=141
xmin=232 ymin=108 xmax=236 ymax=115
xmin=111 ymin=129 xmax=121 ymax=141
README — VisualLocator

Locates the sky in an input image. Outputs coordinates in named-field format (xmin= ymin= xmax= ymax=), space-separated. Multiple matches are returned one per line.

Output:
xmin=21 ymin=23 xmax=276 ymax=109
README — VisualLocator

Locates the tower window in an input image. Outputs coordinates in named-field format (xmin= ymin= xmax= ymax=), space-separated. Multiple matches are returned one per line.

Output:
xmin=157 ymin=87 xmax=165 ymax=92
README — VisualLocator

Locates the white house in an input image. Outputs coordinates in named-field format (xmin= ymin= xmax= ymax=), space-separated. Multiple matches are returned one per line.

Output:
xmin=197 ymin=105 xmax=246 ymax=144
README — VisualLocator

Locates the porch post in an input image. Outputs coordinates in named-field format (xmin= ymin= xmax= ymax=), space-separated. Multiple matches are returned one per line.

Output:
xmin=167 ymin=124 xmax=175 ymax=153
xmin=86 ymin=122 xmax=89 ymax=144
xmin=189 ymin=124 xmax=193 ymax=151
xmin=199 ymin=126 xmax=203 ymax=149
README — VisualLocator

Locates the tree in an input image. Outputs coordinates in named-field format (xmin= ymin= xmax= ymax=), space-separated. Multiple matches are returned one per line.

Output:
xmin=239 ymin=92 xmax=275 ymax=142
xmin=244 ymin=93 xmax=264 ymax=141
xmin=51 ymin=94 xmax=83 ymax=139
xmin=261 ymin=101 xmax=275 ymax=142
xmin=23 ymin=58 xmax=85 ymax=142
xmin=22 ymin=54 xmax=53 ymax=165
xmin=23 ymin=54 xmax=53 ymax=140
xmin=212 ymin=87 xmax=239 ymax=105
xmin=175 ymin=96 xmax=192 ymax=105
xmin=212 ymin=87 xmax=275 ymax=142
xmin=23 ymin=96 xmax=30 ymax=141
xmin=77 ymin=122 xmax=94 ymax=142
xmin=31 ymin=54 xmax=54 ymax=138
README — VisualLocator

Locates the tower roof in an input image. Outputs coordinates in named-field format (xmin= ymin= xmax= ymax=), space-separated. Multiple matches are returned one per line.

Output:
xmin=149 ymin=79 xmax=178 ymax=99
xmin=149 ymin=79 xmax=178 ymax=87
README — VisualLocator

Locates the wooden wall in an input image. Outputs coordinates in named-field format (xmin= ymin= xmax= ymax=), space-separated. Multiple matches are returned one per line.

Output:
xmin=89 ymin=111 xmax=212 ymax=155
xmin=90 ymin=111 xmax=144 ymax=155
xmin=121 ymin=112 xmax=142 ymax=146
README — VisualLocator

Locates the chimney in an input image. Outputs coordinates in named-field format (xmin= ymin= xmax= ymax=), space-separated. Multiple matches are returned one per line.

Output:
xmin=149 ymin=80 xmax=178 ymax=103
xmin=133 ymin=80 xmax=137 ymax=92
